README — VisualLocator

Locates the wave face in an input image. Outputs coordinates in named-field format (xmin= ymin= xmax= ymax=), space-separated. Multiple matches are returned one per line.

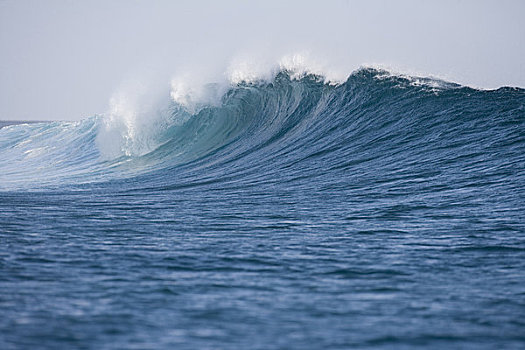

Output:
xmin=1 ymin=68 xmax=525 ymax=349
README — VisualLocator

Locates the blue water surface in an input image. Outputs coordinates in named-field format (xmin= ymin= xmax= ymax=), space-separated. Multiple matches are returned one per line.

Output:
xmin=1 ymin=69 xmax=524 ymax=349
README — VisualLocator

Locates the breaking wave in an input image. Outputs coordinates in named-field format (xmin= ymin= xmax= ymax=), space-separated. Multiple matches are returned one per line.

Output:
xmin=0 ymin=66 xmax=523 ymax=192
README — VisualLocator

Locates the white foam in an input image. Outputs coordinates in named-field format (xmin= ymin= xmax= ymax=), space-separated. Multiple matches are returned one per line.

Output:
xmin=278 ymin=53 xmax=347 ymax=84
xmin=96 ymin=80 xmax=176 ymax=159
xmin=227 ymin=55 xmax=278 ymax=85
xmin=170 ymin=76 xmax=226 ymax=114
xmin=363 ymin=63 xmax=461 ymax=91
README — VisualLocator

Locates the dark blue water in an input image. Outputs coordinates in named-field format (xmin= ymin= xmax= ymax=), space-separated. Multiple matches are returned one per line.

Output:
xmin=1 ymin=69 xmax=524 ymax=349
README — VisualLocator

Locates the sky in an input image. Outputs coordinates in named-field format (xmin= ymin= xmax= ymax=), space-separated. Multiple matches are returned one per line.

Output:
xmin=0 ymin=0 xmax=524 ymax=121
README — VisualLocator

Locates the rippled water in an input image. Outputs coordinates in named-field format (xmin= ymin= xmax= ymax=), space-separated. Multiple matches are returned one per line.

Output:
xmin=1 ymin=69 xmax=524 ymax=349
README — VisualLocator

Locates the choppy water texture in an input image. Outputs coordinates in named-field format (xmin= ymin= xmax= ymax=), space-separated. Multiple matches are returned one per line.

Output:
xmin=1 ymin=69 xmax=524 ymax=349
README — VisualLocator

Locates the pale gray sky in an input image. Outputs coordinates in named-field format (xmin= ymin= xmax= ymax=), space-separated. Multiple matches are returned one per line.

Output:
xmin=1 ymin=0 xmax=524 ymax=121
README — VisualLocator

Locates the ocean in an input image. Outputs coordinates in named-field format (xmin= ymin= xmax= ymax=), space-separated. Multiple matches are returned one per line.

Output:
xmin=1 ymin=68 xmax=524 ymax=349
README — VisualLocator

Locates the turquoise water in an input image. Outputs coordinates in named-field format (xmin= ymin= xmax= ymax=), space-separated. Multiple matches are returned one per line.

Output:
xmin=1 ymin=69 xmax=524 ymax=349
